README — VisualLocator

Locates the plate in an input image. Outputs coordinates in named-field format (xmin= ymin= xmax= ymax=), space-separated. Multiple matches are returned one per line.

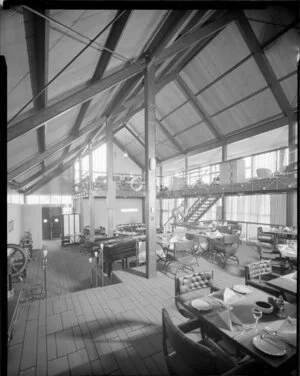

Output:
xmin=191 ymin=298 xmax=211 ymax=311
xmin=232 ymin=285 xmax=251 ymax=294
xmin=252 ymin=335 xmax=287 ymax=357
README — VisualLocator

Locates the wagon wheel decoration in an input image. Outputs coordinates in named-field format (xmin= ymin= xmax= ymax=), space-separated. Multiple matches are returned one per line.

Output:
xmin=130 ymin=177 xmax=143 ymax=192
xmin=7 ymin=244 xmax=28 ymax=278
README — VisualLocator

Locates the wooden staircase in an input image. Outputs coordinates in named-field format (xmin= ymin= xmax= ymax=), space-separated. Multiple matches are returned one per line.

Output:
xmin=178 ymin=195 xmax=220 ymax=225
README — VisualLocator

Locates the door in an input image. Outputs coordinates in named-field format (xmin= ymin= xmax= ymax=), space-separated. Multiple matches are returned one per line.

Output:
xmin=51 ymin=207 xmax=61 ymax=239
xmin=42 ymin=207 xmax=62 ymax=240
xmin=42 ymin=207 xmax=51 ymax=240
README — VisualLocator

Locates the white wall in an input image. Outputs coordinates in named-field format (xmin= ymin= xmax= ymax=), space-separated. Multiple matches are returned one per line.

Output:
xmin=35 ymin=167 xmax=73 ymax=195
xmin=113 ymin=144 xmax=142 ymax=174
xmin=7 ymin=204 xmax=23 ymax=244
xmin=21 ymin=205 xmax=43 ymax=249
xmin=81 ymin=197 xmax=143 ymax=229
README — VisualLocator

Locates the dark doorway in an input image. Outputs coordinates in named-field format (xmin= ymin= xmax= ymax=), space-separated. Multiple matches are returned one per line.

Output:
xmin=42 ymin=207 xmax=62 ymax=240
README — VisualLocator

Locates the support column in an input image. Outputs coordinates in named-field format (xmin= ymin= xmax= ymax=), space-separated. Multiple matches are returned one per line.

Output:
xmin=106 ymin=117 xmax=116 ymax=237
xmin=89 ymin=145 xmax=95 ymax=241
xmin=159 ymin=165 xmax=163 ymax=229
xmin=144 ymin=59 xmax=157 ymax=278
xmin=184 ymin=154 xmax=188 ymax=215
xmin=221 ymin=144 xmax=227 ymax=221
xmin=79 ymin=157 xmax=84 ymax=232
xmin=286 ymin=121 xmax=297 ymax=226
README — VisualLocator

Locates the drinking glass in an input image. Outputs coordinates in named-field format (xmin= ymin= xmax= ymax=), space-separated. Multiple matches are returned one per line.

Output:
xmin=276 ymin=298 xmax=286 ymax=318
xmin=252 ymin=307 xmax=263 ymax=329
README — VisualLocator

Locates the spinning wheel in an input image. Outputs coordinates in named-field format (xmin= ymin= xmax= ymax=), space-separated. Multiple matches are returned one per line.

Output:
xmin=7 ymin=244 xmax=28 ymax=278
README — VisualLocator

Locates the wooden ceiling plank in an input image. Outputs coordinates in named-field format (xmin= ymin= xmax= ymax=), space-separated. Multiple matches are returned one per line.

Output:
xmin=8 ymin=117 xmax=105 ymax=181
xmin=235 ymin=10 xmax=296 ymax=127
xmin=7 ymin=59 xmax=146 ymax=142
xmin=176 ymin=75 xmax=222 ymax=140
xmin=156 ymin=118 xmax=184 ymax=153
xmin=23 ymin=151 xmax=82 ymax=195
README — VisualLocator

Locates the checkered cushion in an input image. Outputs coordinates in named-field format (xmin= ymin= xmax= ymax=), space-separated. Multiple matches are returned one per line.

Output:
xmin=177 ymin=271 xmax=214 ymax=294
xmin=246 ymin=260 xmax=272 ymax=279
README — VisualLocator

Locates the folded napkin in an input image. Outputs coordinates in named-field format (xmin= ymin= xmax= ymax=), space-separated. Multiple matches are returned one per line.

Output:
xmin=215 ymin=310 xmax=244 ymax=332
xmin=276 ymin=317 xmax=297 ymax=347
xmin=211 ymin=287 xmax=239 ymax=304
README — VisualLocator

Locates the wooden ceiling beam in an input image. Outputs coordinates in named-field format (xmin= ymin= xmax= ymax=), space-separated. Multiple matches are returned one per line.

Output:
xmin=63 ymin=10 xmax=132 ymax=155
xmin=156 ymin=14 xmax=234 ymax=63
xmin=23 ymin=7 xmax=50 ymax=170
xmin=176 ymin=75 xmax=223 ymax=140
xmin=235 ymin=10 xmax=296 ymax=128
xmin=23 ymin=151 xmax=82 ymax=195
xmin=125 ymin=124 xmax=162 ymax=163
xmin=8 ymin=59 xmax=146 ymax=142
xmin=104 ymin=11 xmax=194 ymax=118
xmin=18 ymin=144 xmax=83 ymax=189
xmin=8 ymin=117 xmax=105 ymax=181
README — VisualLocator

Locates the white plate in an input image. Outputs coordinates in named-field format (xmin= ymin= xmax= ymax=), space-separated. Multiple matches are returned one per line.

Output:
xmin=191 ymin=298 xmax=211 ymax=311
xmin=232 ymin=285 xmax=251 ymax=294
xmin=252 ymin=335 xmax=287 ymax=357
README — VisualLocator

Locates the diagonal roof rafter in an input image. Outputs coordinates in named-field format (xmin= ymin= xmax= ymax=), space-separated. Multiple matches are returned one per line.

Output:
xmin=234 ymin=10 xmax=296 ymax=127
xmin=23 ymin=7 xmax=50 ymax=170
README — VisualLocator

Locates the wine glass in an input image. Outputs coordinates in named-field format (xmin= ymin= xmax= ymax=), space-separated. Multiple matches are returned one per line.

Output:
xmin=276 ymin=298 xmax=286 ymax=318
xmin=252 ymin=307 xmax=263 ymax=329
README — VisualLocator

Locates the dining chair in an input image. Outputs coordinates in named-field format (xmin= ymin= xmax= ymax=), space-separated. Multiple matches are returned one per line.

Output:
xmin=245 ymin=260 xmax=281 ymax=296
xmin=162 ymin=239 xmax=198 ymax=273
xmin=162 ymin=308 xmax=258 ymax=376
xmin=210 ymin=234 xmax=240 ymax=267
xmin=175 ymin=270 xmax=219 ymax=319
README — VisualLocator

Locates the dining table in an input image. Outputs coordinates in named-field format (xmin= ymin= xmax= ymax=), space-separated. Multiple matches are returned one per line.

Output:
xmin=266 ymin=272 xmax=297 ymax=297
xmin=175 ymin=284 xmax=297 ymax=372
xmin=263 ymin=230 xmax=297 ymax=244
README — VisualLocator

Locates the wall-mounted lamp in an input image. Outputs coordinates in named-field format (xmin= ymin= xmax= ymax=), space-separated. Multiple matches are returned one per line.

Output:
xmin=89 ymin=257 xmax=93 ymax=263
xmin=43 ymin=249 xmax=48 ymax=258
xmin=94 ymin=251 xmax=98 ymax=258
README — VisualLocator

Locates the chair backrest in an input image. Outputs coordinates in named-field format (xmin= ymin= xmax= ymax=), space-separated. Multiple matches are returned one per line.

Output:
xmin=162 ymin=308 xmax=217 ymax=375
xmin=223 ymin=234 xmax=239 ymax=245
xmin=175 ymin=271 xmax=214 ymax=295
xmin=173 ymin=239 xmax=195 ymax=252
xmin=245 ymin=260 xmax=272 ymax=281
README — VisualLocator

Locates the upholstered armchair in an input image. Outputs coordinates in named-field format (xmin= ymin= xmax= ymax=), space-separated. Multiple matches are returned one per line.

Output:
xmin=245 ymin=260 xmax=281 ymax=296
xmin=175 ymin=270 xmax=219 ymax=320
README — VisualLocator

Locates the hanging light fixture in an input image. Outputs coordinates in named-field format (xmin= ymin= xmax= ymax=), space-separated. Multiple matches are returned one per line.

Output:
xmin=123 ymin=128 xmax=128 ymax=158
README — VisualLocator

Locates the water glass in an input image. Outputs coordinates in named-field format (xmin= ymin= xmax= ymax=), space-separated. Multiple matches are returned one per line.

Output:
xmin=252 ymin=307 xmax=263 ymax=329
xmin=276 ymin=298 xmax=286 ymax=318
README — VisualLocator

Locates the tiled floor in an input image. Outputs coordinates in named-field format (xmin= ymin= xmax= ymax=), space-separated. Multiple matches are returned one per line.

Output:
xmin=7 ymin=241 xmax=259 ymax=376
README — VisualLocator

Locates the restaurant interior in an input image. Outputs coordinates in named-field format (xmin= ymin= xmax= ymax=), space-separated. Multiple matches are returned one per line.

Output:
xmin=4 ymin=2 xmax=299 ymax=376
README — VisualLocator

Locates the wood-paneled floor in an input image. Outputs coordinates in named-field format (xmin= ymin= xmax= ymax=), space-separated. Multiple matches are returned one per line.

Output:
xmin=7 ymin=240 xmax=259 ymax=376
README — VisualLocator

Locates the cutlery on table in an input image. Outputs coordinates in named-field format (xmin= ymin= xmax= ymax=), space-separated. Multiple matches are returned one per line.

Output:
xmin=260 ymin=335 xmax=287 ymax=352
xmin=262 ymin=329 xmax=295 ymax=350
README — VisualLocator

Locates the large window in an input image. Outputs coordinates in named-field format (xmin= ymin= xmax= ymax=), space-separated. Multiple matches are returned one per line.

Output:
xmin=24 ymin=195 xmax=72 ymax=205
xmin=74 ymin=143 xmax=107 ymax=183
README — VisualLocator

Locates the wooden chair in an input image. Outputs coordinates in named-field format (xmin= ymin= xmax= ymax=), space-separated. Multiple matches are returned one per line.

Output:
xmin=162 ymin=239 xmax=198 ymax=273
xmin=162 ymin=308 xmax=258 ymax=376
xmin=210 ymin=234 xmax=240 ymax=267
xmin=245 ymin=260 xmax=281 ymax=296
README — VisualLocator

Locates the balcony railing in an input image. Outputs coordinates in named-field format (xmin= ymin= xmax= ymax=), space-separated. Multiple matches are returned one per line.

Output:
xmin=72 ymin=146 xmax=297 ymax=198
